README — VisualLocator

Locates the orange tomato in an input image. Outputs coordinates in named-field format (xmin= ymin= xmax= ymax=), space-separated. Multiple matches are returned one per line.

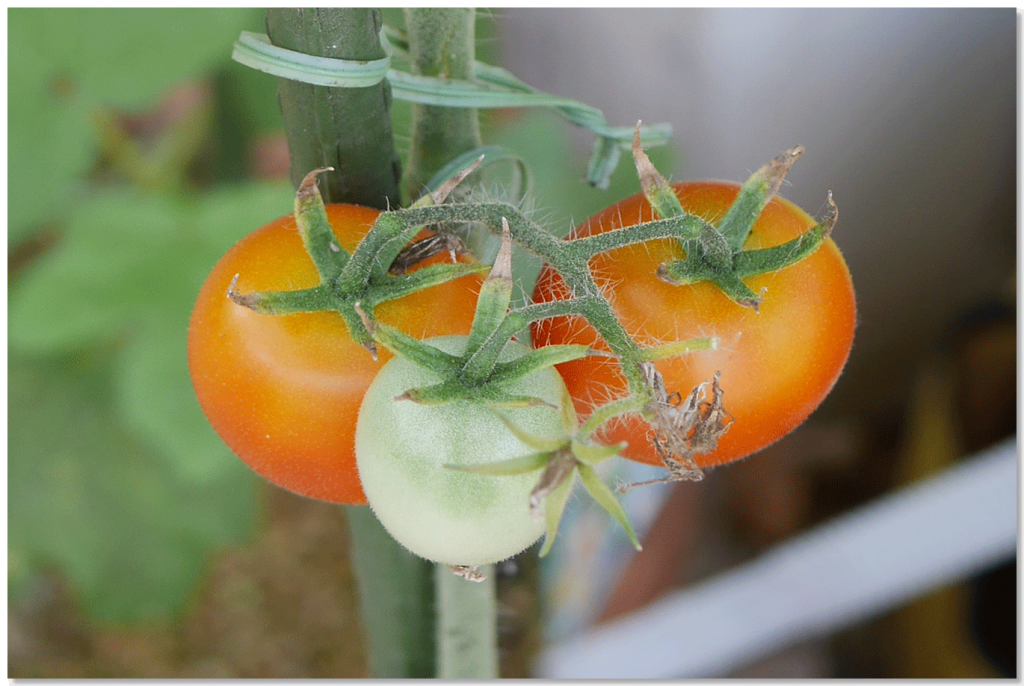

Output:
xmin=188 ymin=204 xmax=481 ymax=505
xmin=531 ymin=182 xmax=855 ymax=468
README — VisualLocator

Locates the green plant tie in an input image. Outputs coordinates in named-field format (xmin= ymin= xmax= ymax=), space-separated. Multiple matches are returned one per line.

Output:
xmin=231 ymin=28 xmax=672 ymax=189
xmin=233 ymin=31 xmax=392 ymax=88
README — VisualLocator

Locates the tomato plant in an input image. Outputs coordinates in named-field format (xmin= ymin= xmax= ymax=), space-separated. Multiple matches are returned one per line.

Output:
xmin=187 ymin=204 xmax=482 ymax=505
xmin=355 ymin=336 xmax=576 ymax=566
xmin=531 ymin=181 xmax=856 ymax=468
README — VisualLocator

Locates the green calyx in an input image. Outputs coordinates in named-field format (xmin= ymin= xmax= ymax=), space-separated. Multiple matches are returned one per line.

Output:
xmin=227 ymin=168 xmax=489 ymax=356
xmin=357 ymin=224 xmax=590 ymax=407
xmin=632 ymin=128 xmax=838 ymax=312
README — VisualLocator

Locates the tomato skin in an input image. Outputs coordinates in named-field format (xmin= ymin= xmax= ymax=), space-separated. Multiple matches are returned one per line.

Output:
xmin=531 ymin=182 xmax=856 ymax=468
xmin=187 ymin=205 xmax=481 ymax=505
xmin=355 ymin=336 xmax=574 ymax=566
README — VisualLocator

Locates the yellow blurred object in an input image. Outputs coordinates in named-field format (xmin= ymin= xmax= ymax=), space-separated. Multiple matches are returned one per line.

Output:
xmin=889 ymin=301 xmax=1015 ymax=679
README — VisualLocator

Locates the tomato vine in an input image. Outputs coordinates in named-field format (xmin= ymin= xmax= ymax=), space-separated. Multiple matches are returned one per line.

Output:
xmin=209 ymin=127 xmax=850 ymax=557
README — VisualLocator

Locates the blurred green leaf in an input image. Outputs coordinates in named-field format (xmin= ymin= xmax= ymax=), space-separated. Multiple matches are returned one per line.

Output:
xmin=9 ymin=190 xmax=184 ymax=354
xmin=9 ymin=183 xmax=294 ymax=356
xmin=115 ymin=316 xmax=239 ymax=483
xmin=9 ymin=353 xmax=258 ymax=623
xmin=8 ymin=8 xmax=348 ymax=627
xmin=10 ymin=182 xmax=296 ymax=484
xmin=10 ymin=8 xmax=258 ymax=109
xmin=218 ymin=59 xmax=283 ymax=137
xmin=191 ymin=181 xmax=299 ymax=256
xmin=8 ymin=8 xmax=263 ymax=240
xmin=8 ymin=35 xmax=97 ymax=243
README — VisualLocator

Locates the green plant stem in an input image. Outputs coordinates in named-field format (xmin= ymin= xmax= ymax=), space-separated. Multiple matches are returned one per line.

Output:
xmin=264 ymin=8 xmax=434 ymax=677
xmin=402 ymin=8 xmax=482 ymax=197
xmin=435 ymin=565 xmax=499 ymax=678
xmin=346 ymin=507 xmax=435 ymax=677
xmin=402 ymin=9 xmax=500 ymax=677
xmin=266 ymin=8 xmax=401 ymax=209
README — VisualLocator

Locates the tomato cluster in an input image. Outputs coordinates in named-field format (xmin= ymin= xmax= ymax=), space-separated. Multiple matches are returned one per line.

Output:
xmin=188 ymin=180 xmax=854 ymax=565
xmin=531 ymin=181 xmax=856 ymax=468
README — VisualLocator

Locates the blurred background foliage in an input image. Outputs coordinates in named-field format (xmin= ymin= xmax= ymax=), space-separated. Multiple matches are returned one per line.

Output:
xmin=8 ymin=8 xmax=291 ymax=625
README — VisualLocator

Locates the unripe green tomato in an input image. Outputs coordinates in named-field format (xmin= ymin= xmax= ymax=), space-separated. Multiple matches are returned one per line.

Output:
xmin=355 ymin=336 xmax=576 ymax=567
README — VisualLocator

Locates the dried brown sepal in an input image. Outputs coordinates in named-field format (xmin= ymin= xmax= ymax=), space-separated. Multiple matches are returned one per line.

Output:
xmin=352 ymin=301 xmax=373 ymax=333
xmin=632 ymin=122 xmax=663 ymax=194
xmin=618 ymin=364 xmax=734 ymax=493
xmin=225 ymin=273 xmax=260 ymax=311
xmin=821 ymin=191 xmax=838 ymax=238
xmin=737 ymin=286 xmax=768 ymax=315
xmin=297 ymin=166 xmax=334 ymax=206
xmin=351 ymin=301 xmax=379 ymax=360
xmin=490 ymin=217 xmax=514 ymax=283
xmin=388 ymin=232 xmax=470 ymax=275
xmin=447 ymin=565 xmax=486 ymax=583
xmin=389 ymin=161 xmax=485 ymax=274
xmin=757 ymin=146 xmax=804 ymax=204
xmin=631 ymin=121 xmax=682 ymax=220
xmin=528 ymin=449 xmax=577 ymax=521
xmin=428 ymin=154 xmax=484 ymax=206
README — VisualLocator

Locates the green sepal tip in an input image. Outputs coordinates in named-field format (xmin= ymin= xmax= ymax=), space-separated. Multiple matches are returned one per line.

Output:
xmin=294 ymin=167 xmax=348 ymax=282
xmin=570 ymin=439 xmax=625 ymax=466
xmin=538 ymin=474 xmax=576 ymax=558
xmin=463 ymin=219 xmax=514 ymax=363
xmin=717 ymin=145 xmax=804 ymax=251
xmin=577 ymin=463 xmax=642 ymax=551
xmin=490 ymin=409 xmax=569 ymax=453
xmin=487 ymin=344 xmax=591 ymax=386
xmin=442 ymin=451 xmax=551 ymax=477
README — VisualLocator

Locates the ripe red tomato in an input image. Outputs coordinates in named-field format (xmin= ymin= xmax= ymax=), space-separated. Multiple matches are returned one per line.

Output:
xmin=531 ymin=181 xmax=855 ymax=469
xmin=188 ymin=204 xmax=482 ymax=505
